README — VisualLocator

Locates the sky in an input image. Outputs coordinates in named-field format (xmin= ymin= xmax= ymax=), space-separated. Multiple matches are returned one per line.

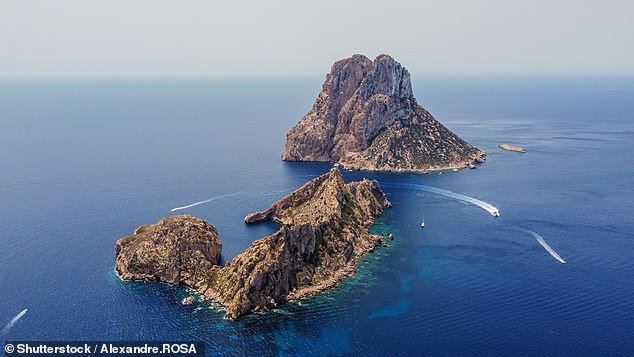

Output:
xmin=0 ymin=0 xmax=633 ymax=76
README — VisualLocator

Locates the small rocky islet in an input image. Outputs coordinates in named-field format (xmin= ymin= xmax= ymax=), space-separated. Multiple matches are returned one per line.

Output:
xmin=115 ymin=54 xmax=485 ymax=318
xmin=498 ymin=143 xmax=526 ymax=153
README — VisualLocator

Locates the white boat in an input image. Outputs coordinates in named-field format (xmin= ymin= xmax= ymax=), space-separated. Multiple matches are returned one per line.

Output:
xmin=420 ymin=216 xmax=425 ymax=228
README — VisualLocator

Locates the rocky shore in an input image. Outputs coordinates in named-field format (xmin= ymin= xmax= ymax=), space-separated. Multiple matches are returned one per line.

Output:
xmin=282 ymin=54 xmax=485 ymax=173
xmin=115 ymin=166 xmax=391 ymax=318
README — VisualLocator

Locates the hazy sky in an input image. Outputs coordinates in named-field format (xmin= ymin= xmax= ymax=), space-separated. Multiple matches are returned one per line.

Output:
xmin=1 ymin=0 xmax=632 ymax=76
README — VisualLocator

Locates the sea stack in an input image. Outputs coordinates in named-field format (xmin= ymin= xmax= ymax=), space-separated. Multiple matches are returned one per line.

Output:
xmin=282 ymin=54 xmax=485 ymax=172
xmin=115 ymin=167 xmax=391 ymax=318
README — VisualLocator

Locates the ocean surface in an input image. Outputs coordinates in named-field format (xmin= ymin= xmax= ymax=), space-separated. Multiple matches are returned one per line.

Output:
xmin=1 ymin=76 xmax=633 ymax=355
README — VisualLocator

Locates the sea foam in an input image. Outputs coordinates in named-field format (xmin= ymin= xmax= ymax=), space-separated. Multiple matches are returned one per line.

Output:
xmin=388 ymin=183 xmax=500 ymax=217
xmin=525 ymin=230 xmax=566 ymax=264
xmin=2 ymin=308 xmax=27 ymax=335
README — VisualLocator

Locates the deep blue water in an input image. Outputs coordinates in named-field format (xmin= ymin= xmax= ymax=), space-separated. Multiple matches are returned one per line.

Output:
xmin=1 ymin=76 xmax=633 ymax=355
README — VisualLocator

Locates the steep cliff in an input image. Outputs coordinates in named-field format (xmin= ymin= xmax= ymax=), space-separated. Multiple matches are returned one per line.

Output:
xmin=115 ymin=167 xmax=391 ymax=318
xmin=282 ymin=54 xmax=485 ymax=172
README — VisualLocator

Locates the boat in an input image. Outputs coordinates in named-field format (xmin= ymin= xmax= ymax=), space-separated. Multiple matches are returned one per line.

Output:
xmin=420 ymin=216 xmax=425 ymax=228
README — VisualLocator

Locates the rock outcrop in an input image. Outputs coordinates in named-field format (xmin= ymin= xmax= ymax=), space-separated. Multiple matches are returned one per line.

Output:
xmin=115 ymin=215 xmax=222 ymax=286
xmin=115 ymin=167 xmax=391 ymax=318
xmin=182 ymin=296 xmax=195 ymax=305
xmin=282 ymin=54 xmax=485 ymax=172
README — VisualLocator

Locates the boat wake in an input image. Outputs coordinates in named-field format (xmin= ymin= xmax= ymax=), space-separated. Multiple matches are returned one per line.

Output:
xmin=273 ymin=309 xmax=293 ymax=316
xmin=170 ymin=192 xmax=241 ymax=212
xmin=2 ymin=309 xmax=27 ymax=335
xmin=525 ymin=230 xmax=566 ymax=264
xmin=391 ymin=183 xmax=500 ymax=217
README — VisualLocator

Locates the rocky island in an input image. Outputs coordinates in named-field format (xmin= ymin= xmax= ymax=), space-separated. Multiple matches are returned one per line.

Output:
xmin=282 ymin=54 xmax=485 ymax=172
xmin=115 ymin=167 xmax=391 ymax=318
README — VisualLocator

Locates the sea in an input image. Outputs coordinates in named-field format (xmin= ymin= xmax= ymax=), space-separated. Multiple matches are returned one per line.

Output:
xmin=1 ymin=76 xmax=633 ymax=356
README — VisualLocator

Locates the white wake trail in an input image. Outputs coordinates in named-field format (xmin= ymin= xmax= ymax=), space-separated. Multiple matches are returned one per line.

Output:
xmin=2 ymin=309 xmax=27 ymax=335
xmin=170 ymin=192 xmax=240 ymax=212
xmin=526 ymin=230 xmax=566 ymax=264
xmin=171 ymin=198 xmax=214 ymax=212
xmin=399 ymin=183 xmax=500 ymax=217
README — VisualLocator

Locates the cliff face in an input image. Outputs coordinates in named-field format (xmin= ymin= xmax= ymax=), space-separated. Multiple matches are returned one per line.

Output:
xmin=282 ymin=54 xmax=485 ymax=172
xmin=115 ymin=167 xmax=391 ymax=318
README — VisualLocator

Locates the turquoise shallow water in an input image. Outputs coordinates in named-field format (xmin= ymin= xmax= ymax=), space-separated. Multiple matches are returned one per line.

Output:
xmin=1 ymin=77 xmax=633 ymax=355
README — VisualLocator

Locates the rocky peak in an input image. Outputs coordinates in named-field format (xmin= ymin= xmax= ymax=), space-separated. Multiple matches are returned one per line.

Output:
xmin=244 ymin=166 xmax=346 ymax=225
xmin=360 ymin=54 xmax=414 ymax=100
xmin=282 ymin=54 xmax=485 ymax=172
xmin=327 ymin=54 xmax=373 ymax=102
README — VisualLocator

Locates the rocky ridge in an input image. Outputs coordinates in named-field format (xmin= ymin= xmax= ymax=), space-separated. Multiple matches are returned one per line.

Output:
xmin=115 ymin=167 xmax=391 ymax=318
xmin=282 ymin=54 xmax=485 ymax=172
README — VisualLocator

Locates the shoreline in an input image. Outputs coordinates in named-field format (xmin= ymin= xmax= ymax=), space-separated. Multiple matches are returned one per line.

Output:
xmin=287 ymin=151 xmax=487 ymax=175
xmin=340 ymin=155 xmax=485 ymax=174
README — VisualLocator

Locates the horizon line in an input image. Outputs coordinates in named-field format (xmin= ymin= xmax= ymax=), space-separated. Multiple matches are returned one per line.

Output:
xmin=1 ymin=73 xmax=633 ymax=79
